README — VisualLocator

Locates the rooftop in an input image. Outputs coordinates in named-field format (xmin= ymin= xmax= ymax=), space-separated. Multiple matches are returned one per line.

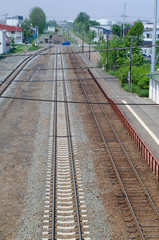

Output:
xmin=6 ymin=15 xmax=23 ymax=20
xmin=0 ymin=24 xmax=23 ymax=32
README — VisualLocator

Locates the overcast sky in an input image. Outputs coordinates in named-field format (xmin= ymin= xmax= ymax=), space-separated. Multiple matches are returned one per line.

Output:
xmin=0 ymin=0 xmax=158 ymax=22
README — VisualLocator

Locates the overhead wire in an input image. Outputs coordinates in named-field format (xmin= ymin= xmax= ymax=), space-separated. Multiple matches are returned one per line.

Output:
xmin=0 ymin=43 xmax=155 ymax=58
xmin=0 ymin=95 xmax=158 ymax=106
xmin=0 ymin=63 xmax=152 ymax=71
xmin=0 ymin=73 xmax=149 ymax=83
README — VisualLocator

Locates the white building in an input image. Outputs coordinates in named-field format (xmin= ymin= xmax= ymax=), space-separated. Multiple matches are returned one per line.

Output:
xmin=47 ymin=26 xmax=55 ymax=32
xmin=90 ymin=26 xmax=111 ymax=42
xmin=96 ymin=19 xmax=112 ymax=25
xmin=141 ymin=28 xmax=159 ymax=57
xmin=6 ymin=15 xmax=23 ymax=27
xmin=142 ymin=20 xmax=159 ymax=30
xmin=149 ymin=72 xmax=159 ymax=104
xmin=0 ymin=30 xmax=6 ymax=54
xmin=143 ymin=28 xmax=159 ymax=42
xmin=0 ymin=24 xmax=23 ymax=44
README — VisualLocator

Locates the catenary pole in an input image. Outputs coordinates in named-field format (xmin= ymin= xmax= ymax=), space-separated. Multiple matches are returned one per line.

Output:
xmin=89 ymin=27 xmax=91 ymax=60
xmin=151 ymin=0 xmax=158 ymax=72
xmin=123 ymin=2 xmax=126 ymax=38
xmin=106 ymin=34 xmax=109 ymax=71
xmin=82 ymin=26 xmax=84 ymax=53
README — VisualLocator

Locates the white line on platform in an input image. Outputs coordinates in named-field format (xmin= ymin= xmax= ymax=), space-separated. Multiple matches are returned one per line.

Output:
xmin=122 ymin=100 xmax=159 ymax=146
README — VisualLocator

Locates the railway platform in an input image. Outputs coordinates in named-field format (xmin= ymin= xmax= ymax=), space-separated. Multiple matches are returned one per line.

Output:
xmin=81 ymin=52 xmax=159 ymax=162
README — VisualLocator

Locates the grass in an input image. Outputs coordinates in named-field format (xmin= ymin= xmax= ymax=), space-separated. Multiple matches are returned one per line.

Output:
xmin=28 ymin=44 xmax=41 ymax=51
xmin=123 ymin=83 xmax=149 ymax=97
xmin=9 ymin=44 xmax=26 ymax=54
xmin=8 ymin=44 xmax=41 ymax=55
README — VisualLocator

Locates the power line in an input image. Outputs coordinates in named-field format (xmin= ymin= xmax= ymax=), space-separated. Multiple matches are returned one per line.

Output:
xmin=0 ymin=44 xmax=155 ymax=58
xmin=0 ymin=95 xmax=158 ymax=106
xmin=0 ymin=73 xmax=148 ymax=83
xmin=0 ymin=62 xmax=153 ymax=71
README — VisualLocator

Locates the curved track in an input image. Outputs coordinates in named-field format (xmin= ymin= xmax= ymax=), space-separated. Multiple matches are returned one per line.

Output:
xmin=0 ymin=46 xmax=51 ymax=96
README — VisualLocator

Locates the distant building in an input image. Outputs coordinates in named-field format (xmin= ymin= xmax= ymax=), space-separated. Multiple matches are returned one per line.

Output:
xmin=47 ymin=26 xmax=55 ymax=32
xmin=6 ymin=15 xmax=23 ymax=27
xmin=148 ymin=72 xmax=159 ymax=104
xmin=141 ymin=28 xmax=159 ymax=57
xmin=96 ymin=19 xmax=112 ymax=25
xmin=142 ymin=20 xmax=159 ymax=30
xmin=0 ymin=24 xmax=23 ymax=44
xmin=90 ymin=26 xmax=112 ymax=43
xmin=143 ymin=28 xmax=159 ymax=42
xmin=0 ymin=30 xmax=6 ymax=54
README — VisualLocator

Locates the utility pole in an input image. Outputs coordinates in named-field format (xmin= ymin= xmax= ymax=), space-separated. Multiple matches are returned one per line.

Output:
xmin=76 ymin=28 xmax=78 ymax=45
xmin=89 ymin=28 xmax=91 ymax=60
xmin=151 ymin=0 xmax=158 ymax=72
xmin=78 ymin=27 xmax=79 ymax=46
xmin=121 ymin=2 xmax=127 ymax=38
xmin=129 ymin=36 xmax=133 ymax=90
xmin=106 ymin=34 xmax=109 ymax=71
xmin=36 ymin=26 xmax=39 ymax=46
xmin=82 ymin=26 xmax=84 ymax=53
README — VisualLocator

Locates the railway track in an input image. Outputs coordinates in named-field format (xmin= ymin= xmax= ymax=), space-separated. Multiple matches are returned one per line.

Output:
xmin=42 ymin=46 xmax=90 ymax=240
xmin=1 ymin=35 xmax=159 ymax=239
xmin=68 ymin=48 xmax=159 ymax=239
xmin=0 ymin=46 xmax=52 ymax=96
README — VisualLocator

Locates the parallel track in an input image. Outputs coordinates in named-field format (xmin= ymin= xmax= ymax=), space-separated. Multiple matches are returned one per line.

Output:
xmin=68 ymin=48 xmax=159 ymax=239
xmin=42 ymin=45 xmax=90 ymax=240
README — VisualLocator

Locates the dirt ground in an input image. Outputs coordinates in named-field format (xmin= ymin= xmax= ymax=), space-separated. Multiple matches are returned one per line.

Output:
xmin=0 ymin=53 xmax=53 ymax=240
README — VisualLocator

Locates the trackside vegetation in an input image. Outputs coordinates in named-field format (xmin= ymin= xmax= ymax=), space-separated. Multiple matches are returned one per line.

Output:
xmin=95 ymin=21 xmax=154 ymax=97
xmin=72 ymin=12 xmax=153 ymax=97
xmin=7 ymin=44 xmax=41 ymax=55
xmin=73 ymin=12 xmax=99 ymax=43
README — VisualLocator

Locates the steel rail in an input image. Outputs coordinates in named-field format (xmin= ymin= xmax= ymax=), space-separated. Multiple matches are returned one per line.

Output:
xmin=52 ymin=46 xmax=58 ymax=240
xmin=60 ymin=47 xmax=82 ymax=240
xmin=69 ymin=49 xmax=159 ymax=239
xmin=70 ymin=52 xmax=145 ymax=239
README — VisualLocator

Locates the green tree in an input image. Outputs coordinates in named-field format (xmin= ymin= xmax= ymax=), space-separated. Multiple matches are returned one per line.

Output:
xmin=90 ymin=30 xmax=97 ymax=40
xmin=29 ymin=7 xmax=46 ymax=33
xmin=108 ymin=36 xmax=127 ymax=69
xmin=46 ymin=20 xmax=58 ymax=28
xmin=74 ymin=12 xmax=99 ymax=33
xmin=74 ymin=12 xmax=90 ymax=24
xmin=112 ymin=24 xmax=122 ymax=37
xmin=96 ymin=21 xmax=149 ymax=96
xmin=112 ymin=24 xmax=130 ymax=37
xmin=127 ymin=21 xmax=144 ymax=45
xmin=11 ymin=37 xmax=16 ymax=49
xmin=89 ymin=20 xmax=100 ymax=27
xmin=21 ymin=18 xmax=33 ymax=43
xmin=74 ymin=12 xmax=90 ymax=33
